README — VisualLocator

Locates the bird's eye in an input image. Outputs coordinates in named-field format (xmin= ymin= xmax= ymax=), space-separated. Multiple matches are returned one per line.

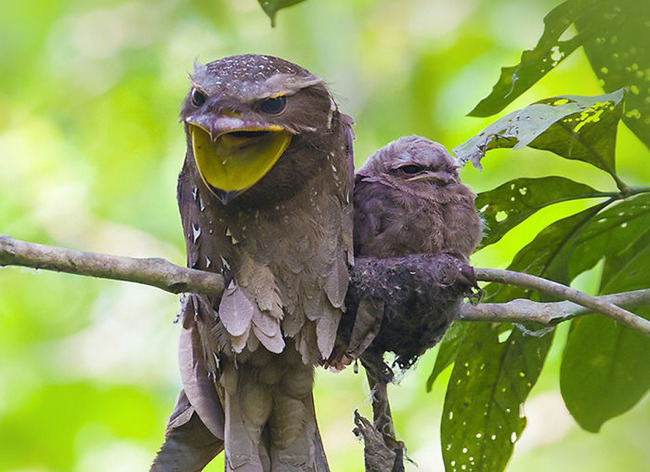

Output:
xmin=259 ymin=95 xmax=287 ymax=115
xmin=191 ymin=88 xmax=206 ymax=107
xmin=399 ymin=165 xmax=424 ymax=175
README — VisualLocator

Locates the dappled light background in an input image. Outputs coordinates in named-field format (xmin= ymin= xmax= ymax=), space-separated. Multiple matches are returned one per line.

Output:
xmin=0 ymin=0 xmax=648 ymax=470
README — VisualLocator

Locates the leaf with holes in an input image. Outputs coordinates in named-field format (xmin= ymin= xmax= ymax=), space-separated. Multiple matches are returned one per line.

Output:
xmin=440 ymin=205 xmax=609 ymax=472
xmin=469 ymin=0 xmax=595 ymax=117
xmin=476 ymin=177 xmax=608 ymax=248
xmin=455 ymin=90 xmax=625 ymax=175
xmin=442 ymin=324 xmax=552 ymax=472
xmin=469 ymin=0 xmax=649 ymax=129
xmin=257 ymin=0 xmax=307 ymax=26
xmin=577 ymin=0 xmax=650 ymax=149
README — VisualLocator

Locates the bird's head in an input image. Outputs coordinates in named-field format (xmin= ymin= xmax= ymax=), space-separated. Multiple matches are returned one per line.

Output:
xmin=180 ymin=55 xmax=338 ymax=205
xmin=357 ymin=135 xmax=460 ymax=191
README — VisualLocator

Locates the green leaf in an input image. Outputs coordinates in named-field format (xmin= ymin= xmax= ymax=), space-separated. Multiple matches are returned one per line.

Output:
xmin=492 ymin=203 xmax=609 ymax=302
xmin=257 ymin=0 xmax=307 ymax=26
xmin=509 ymin=191 xmax=650 ymax=433
xmin=567 ymin=193 xmax=650 ymax=280
xmin=540 ymin=192 xmax=650 ymax=287
xmin=561 ymin=219 xmax=650 ymax=432
xmin=476 ymin=177 xmax=608 ymax=248
xmin=470 ymin=0 xmax=650 ymax=147
xmin=426 ymin=322 xmax=468 ymax=392
xmin=441 ymin=324 xmax=552 ymax=472
xmin=560 ymin=307 xmax=650 ymax=433
xmin=440 ymin=205 xmax=607 ymax=472
xmin=469 ymin=0 xmax=597 ymax=117
xmin=577 ymin=0 xmax=650 ymax=149
xmin=455 ymin=90 xmax=625 ymax=175
xmin=441 ymin=323 xmax=517 ymax=472
xmin=600 ymin=223 xmax=650 ymax=293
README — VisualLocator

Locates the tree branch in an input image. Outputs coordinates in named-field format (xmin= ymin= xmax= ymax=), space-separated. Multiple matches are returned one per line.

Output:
xmin=474 ymin=268 xmax=650 ymax=334
xmin=0 ymin=235 xmax=224 ymax=297
xmin=459 ymin=290 xmax=650 ymax=325
xmin=1 ymin=235 xmax=649 ymax=336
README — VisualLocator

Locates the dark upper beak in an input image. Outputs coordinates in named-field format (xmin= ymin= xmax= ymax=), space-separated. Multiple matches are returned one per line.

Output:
xmin=186 ymin=113 xmax=285 ymax=141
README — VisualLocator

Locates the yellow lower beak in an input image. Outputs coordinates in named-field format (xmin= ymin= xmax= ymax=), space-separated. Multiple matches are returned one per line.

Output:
xmin=190 ymin=125 xmax=292 ymax=201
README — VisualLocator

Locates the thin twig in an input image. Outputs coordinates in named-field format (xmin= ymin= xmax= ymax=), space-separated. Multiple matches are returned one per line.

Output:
xmin=474 ymin=267 xmax=650 ymax=336
xmin=1 ymin=235 xmax=649 ymax=336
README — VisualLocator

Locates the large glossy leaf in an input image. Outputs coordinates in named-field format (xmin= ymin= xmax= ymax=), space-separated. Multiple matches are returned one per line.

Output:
xmin=491 ymin=203 xmax=609 ymax=302
xmin=560 ymin=307 xmax=650 ymax=432
xmin=441 ymin=324 xmax=547 ymax=472
xmin=567 ymin=193 xmax=650 ymax=280
xmin=455 ymin=90 xmax=625 ymax=175
xmin=502 ymin=191 xmax=650 ymax=433
xmin=577 ymin=0 xmax=650 ymax=149
xmin=561 ymin=225 xmax=650 ymax=432
xmin=469 ymin=0 xmax=595 ymax=117
xmin=470 ymin=0 xmax=650 ymax=146
xmin=257 ymin=0 xmax=307 ymax=26
xmin=476 ymin=177 xmax=607 ymax=248
xmin=425 ymin=187 xmax=603 ymax=387
xmin=440 ymin=205 xmax=606 ymax=472
xmin=441 ymin=318 xmax=551 ymax=472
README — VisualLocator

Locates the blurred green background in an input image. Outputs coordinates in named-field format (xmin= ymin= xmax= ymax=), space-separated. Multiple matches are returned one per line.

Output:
xmin=0 ymin=0 xmax=648 ymax=470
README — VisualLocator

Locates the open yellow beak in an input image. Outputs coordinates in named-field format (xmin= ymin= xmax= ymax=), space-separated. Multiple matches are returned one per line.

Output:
xmin=189 ymin=123 xmax=292 ymax=204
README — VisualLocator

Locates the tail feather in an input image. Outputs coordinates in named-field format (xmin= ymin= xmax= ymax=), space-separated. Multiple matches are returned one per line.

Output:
xmin=223 ymin=350 xmax=330 ymax=472
xmin=150 ymin=390 xmax=224 ymax=472
xmin=269 ymin=392 xmax=329 ymax=472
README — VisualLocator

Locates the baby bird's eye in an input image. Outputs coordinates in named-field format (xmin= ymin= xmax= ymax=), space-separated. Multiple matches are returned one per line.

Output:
xmin=399 ymin=165 xmax=424 ymax=175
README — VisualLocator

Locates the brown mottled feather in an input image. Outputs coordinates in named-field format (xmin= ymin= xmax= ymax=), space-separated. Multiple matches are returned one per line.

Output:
xmin=150 ymin=390 xmax=224 ymax=472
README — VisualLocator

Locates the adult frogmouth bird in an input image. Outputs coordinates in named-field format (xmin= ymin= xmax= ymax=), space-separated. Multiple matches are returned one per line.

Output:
xmin=152 ymin=54 xmax=354 ymax=472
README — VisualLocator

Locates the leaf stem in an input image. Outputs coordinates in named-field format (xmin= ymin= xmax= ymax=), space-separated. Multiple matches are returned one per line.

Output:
xmin=628 ymin=186 xmax=650 ymax=196
xmin=611 ymin=173 xmax=630 ymax=195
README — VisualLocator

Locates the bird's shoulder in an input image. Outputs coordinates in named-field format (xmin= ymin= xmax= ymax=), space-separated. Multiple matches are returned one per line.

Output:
xmin=354 ymin=177 xmax=409 ymax=212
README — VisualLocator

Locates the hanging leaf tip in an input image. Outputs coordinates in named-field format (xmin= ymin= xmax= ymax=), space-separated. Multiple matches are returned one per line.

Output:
xmin=257 ymin=0 xmax=307 ymax=27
